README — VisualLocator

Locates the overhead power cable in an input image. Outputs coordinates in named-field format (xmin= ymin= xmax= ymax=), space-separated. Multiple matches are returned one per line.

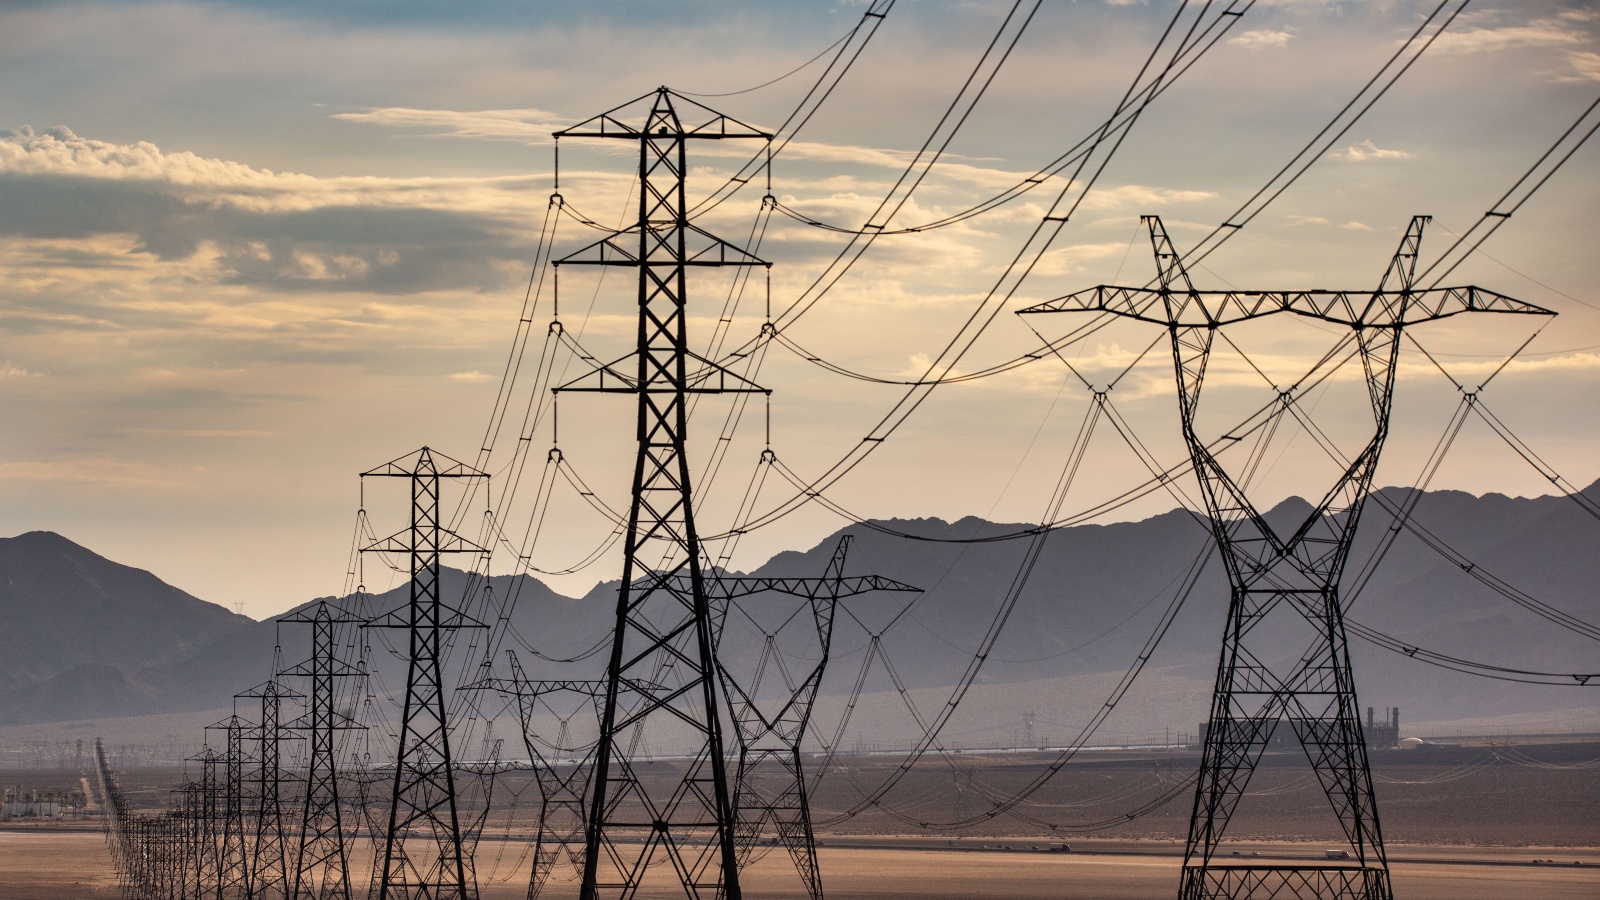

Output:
xmin=1418 ymin=91 xmax=1600 ymax=288
xmin=687 ymin=0 xmax=900 ymax=217
xmin=705 ymin=3 xmax=1246 ymax=543
xmin=773 ymin=0 xmax=1257 ymax=236
xmin=722 ymin=0 xmax=1458 ymax=415
xmin=678 ymin=30 xmax=855 ymax=99
xmin=1173 ymin=0 xmax=1470 ymax=273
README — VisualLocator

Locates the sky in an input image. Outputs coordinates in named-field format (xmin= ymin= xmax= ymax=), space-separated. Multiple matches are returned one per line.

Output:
xmin=2 ymin=0 xmax=1598 ymax=617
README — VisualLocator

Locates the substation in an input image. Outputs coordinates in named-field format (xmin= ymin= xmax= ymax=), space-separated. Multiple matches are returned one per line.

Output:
xmin=86 ymin=4 xmax=1600 ymax=900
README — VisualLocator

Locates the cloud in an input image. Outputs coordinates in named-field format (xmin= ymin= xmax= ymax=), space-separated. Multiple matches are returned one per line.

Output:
xmin=1428 ymin=19 xmax=1588 ymax=56
xmin=1079 ymin=184 xmax=1218 ymax=211
xmin=1567 ymin=51 xmax=1600 ymax=82
xmin=331 ymin=107 xmax=565 ymax=144
xmin=1286 ymin=215 xmax=1373 ymax=231
xmin=0 ymin=126 xmax=542 ymax=295
xmin=0 ymin=361 xmax=40 ymax=378
xmin=124 ymin=428 xmax=277 ymax=438
xmin=451 ymin=370 xmax=495 ymax=382
xmin=1229 ymin=30 xmax=1294 ymax=50
xmin=1333 ymin=140 xmax=1410 ymax=163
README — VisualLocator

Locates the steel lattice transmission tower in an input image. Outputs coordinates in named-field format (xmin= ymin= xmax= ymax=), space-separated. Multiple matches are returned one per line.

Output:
xmin=1022 ymin=215 xmax=1552 ymax=900
xmin=362 ymin=447 xmax=489 ymax=900
xmin=185 ymin=747 xmax=224 ymax=900
xmin=238 ymin=677 xmax=304 ymax=900
xmin=550 ymin=87 xmax=772 ymax=900
xmin=211 ymin=713 xmax=250 ymax=900
xmin=280 ymin=600 xmax=366 ymax=900
xmin=695 ymin=535 xmax=917 ymax=900
xmin=463 ymin=658 xmax=605 ymax=900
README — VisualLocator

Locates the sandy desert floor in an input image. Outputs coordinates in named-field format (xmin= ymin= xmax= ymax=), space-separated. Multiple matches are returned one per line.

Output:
xmin=4 ymin=827 xmax=1597 ymax=900
xmin=6 ymin=741 xmax=1596 ymax=899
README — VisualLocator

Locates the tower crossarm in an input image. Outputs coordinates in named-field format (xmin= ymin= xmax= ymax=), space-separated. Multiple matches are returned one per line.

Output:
xmin=642 ymin=573 xmax=919 ymax=602
xmin=1020 ymin=284 xmax=1552 ymax=327
xmin=554 ymin=87 xmax=772 ymax=141
xmin=554 ymin=348 xmax=769 ymax=395
xmin=556 ymin=224 xmax=770 ymax=268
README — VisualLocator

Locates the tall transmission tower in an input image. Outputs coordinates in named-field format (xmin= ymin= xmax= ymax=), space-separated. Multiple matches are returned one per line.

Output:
xmin=238 ymin=677 xmax=304 ymax=900
xmin=186 ymin=747 xmax=224 ymax=900
xmin=550 ymin=87 xmax=772 ymax=900
xmin=178 ymin=778 xmax=206 ymax=900
xmin=280 ymin=600 xmax=366 ymax=900
xmin=361 ymin=447 xmax=489 ymax=900
xmin=463 ymin=657 xmax=605 ymax=900
xmin=695 ymin=535 xmax=918 ymax=900
xmin=211 ymin=713 xmax=249 ymax=900
xmin=1021 ymin=215 xmax=1552 ymax=900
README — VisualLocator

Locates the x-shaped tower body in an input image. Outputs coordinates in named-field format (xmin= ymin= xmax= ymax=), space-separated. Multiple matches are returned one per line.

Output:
xmin=1021 ymin=216 xmax=1551 ymax=900
xmin=649 ymin=535 xmax=919 ymax=900
xmin=463 ymin=662 xmax=606 ymax=900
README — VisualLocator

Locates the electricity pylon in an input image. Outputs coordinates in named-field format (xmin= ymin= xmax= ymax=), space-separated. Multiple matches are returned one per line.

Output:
xmin=551 ymin=88 xmax=771 ymax=900
xmin=185 ymin=748 xmax=224 ymax=900
xmin=693 ymin=535 xmax=917 ymax=900
xmin=463 ymin=657 xmax=605 ymax=900
xmin=280 ymin=600 xmax=366 ymax=900
xmin=238 ymin=677 xmax=303 ymax=900
xmin=1021 ymin=215 xmax=1553 ymax=900
xmin=362 ymin=447 xmax=489 ymax=900
xmin=210 ymin=714 xmax=249 ymax=900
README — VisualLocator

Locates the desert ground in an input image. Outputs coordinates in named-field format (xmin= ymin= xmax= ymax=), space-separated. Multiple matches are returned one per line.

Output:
xmin=4 ymin=738 xmax=1597 ymax=899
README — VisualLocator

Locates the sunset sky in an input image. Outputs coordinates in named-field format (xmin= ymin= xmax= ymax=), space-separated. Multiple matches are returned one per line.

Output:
xmin=3 ymin=0 xmax=1598 ymax=616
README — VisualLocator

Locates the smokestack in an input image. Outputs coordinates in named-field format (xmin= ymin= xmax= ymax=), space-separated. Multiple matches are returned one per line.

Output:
xmin=1367 ymin=707 xmax=1374 ymax=729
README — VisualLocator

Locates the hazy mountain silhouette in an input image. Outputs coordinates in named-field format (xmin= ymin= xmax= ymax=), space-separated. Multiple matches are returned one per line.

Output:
xmin=1 ymin=480 xmax=1596 ymax=731
xmin=0 ymin=531 xmax=251 ymax=721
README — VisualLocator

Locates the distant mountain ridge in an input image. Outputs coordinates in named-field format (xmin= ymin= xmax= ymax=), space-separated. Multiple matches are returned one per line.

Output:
xmin=1 ymin=479 xmax=1597 ymax=732
xmin=0 ymin=531 xmax=251 ymax=719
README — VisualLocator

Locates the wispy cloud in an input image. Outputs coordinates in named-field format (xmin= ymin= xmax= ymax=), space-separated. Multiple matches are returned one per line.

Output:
xmin=0 ymin=459 xmax=177 ymax=485
xmin=1287 ymin=215 xmax=1373 ymax=231
xmin=1229 ymin=29 xmax=1293 ymax=50
xmin=331 ymin=107 xmax=565 ymax=144
xmin=0 ymin=126 xmax=543 ymax=295
xmin=1428 ymin=18 xmax=1588 ymax=55
xmin=1333 ymin=140 xmax=1410 ymax=163
xmin=1566 ymin=50 xmax=1600 ymax=82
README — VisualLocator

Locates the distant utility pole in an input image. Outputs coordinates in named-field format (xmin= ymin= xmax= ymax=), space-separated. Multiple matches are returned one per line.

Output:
xmin=551 ymin=87 xmax=771 ymax=900
xmin=362 ymin=447 xmax=488 ymax=900
xmin=1022 ymin=215 xmax=1552 ymax=900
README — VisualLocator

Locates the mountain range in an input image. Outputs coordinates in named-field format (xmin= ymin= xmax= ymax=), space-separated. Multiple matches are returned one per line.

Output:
xmin=2 ymin=480 xmax=1597 ymax=743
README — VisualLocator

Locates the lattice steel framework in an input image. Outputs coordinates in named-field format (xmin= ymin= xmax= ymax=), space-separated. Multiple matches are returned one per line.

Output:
xmin=238 ymin=678 xmax=303 ymax=900
xmin=551 ymin=88 xmax=771 ymax=900
xmin=693 ymin=535 xmax=916 ymax=900
xmin=280 ymin=600 xmax=366 ymax=900
xmin=362 ymin=447 xmax=489 ymax=900
xmin=187 ymin=748 xmax=224 ymax=900
xmin=464 ymin=659 xmax=605 ymax=900
xmin=210 ymin=714 xmax=249 ymax=900
xmin=1021 ymin=215 xmax=1552 ymax=900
